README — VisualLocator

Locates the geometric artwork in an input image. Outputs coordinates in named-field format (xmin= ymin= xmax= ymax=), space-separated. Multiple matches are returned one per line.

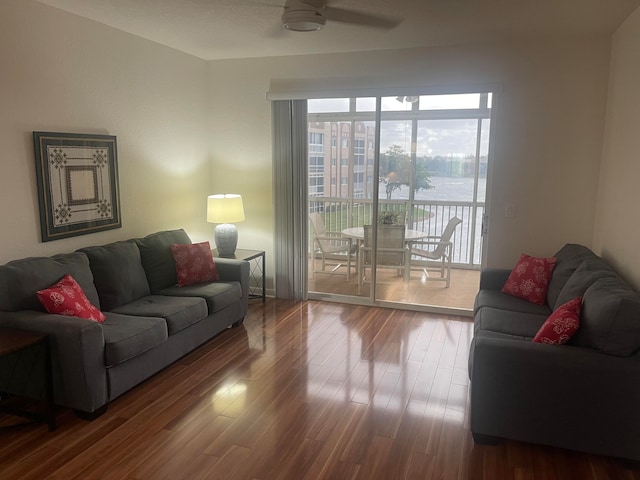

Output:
xmin=33 ymin=132 xmax=121 ymax=242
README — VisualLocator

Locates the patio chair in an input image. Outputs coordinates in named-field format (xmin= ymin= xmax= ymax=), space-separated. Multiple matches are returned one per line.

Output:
xmin=409 ymin=217 xmax=462 ymax=287
xmin=309 ymin=213 xmax=355 ymax=281
xmin=359 ymin=225 xmax=410 ymax=293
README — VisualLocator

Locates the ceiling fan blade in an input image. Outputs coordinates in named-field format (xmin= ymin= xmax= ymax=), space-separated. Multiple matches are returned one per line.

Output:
xmin=324 ymin=6 xmax=402 ymax=30
xmin=300 ymin=0 xmax=326 ymax=8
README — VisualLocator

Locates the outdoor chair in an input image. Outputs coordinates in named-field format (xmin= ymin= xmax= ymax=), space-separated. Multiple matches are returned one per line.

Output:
xmin=359 ymin=225 xmax=410 ymax=293
xmin=409 ymin=217 xmax=462 ymax=287
xmin=309 ymin=212 xmax=355 ymax=281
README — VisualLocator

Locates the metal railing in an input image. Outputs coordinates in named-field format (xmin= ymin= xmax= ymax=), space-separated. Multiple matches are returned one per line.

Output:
xmin=309 ymin=197 xmax=484 ymax=267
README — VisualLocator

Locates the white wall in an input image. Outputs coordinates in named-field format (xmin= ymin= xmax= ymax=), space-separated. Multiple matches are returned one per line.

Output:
xmin=594 ymin=6 xmax=640 ymax=290
xmin=0 ymin=0 xmax=210 ymax=263
xmin=208 ymin=36 xmax=611 ymax=283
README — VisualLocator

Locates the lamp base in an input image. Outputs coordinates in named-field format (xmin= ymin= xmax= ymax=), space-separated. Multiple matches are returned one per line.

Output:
xmin=214 ymin=223 xmax=238 ymax=256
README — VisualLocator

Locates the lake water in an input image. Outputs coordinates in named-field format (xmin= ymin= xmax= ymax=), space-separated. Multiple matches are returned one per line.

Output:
xmin=384 ymin=175 xmax=487 ymax=203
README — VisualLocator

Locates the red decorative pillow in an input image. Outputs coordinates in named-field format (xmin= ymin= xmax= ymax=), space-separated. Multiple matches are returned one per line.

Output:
xmin=501 ymin=253 xmax=557 ymax=305
xmin=533 ymin=297 xmax=582 ymax=344
xmin=37 ymin=274 xmax=106 ymax=322
xmin=170 ymin=241 xmax=219 ymax=287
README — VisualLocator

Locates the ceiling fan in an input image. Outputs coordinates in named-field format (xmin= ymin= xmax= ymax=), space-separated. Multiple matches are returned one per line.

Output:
xmin=277 ymin=0 xmax=403 ymax=32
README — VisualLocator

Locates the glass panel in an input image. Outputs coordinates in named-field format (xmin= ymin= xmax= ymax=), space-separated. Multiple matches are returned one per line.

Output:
xmin=308 ymin=98 xmax=350 ymax=113
xmin=379 ymin=120 xmax=412 ymax=202
xmin=419 ymin=93 xmax=480 ymax=110
xmin=356 ymin=97 xmax=376 ymax=112
xmin=477 ymin=118 xmax=491 ymax=202
xmin=416 ymin=119 xmax=479 ymax=202
xmin=381 ymin=96 xmax=414 ymax=111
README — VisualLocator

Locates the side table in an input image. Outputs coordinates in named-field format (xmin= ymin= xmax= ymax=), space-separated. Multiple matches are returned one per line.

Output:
xmin=213 ymin=248 xmax=266 ymax=302
xmin=0 ymin=328 xmax=56 ymax=430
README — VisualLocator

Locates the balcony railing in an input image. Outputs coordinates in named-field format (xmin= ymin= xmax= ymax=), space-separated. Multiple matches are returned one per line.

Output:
xmin=309 ymin=197 xmax=484 ymax=267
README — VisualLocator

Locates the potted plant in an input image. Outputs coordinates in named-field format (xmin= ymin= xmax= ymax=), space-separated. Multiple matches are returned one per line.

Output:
xmin=378 ymin=211 xmax=405 ymax=225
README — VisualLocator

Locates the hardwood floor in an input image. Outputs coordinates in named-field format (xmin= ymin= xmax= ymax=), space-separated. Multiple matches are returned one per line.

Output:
xmin=1 ymin=299 xmax=638 ymax=479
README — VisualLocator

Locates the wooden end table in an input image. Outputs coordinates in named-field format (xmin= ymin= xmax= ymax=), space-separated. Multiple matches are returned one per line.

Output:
xmin=0 ymin=328 xmax=56 ymax=430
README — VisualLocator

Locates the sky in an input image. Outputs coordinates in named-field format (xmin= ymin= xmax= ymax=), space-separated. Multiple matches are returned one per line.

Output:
xmin=307 ymin=94 xmax=491 ymax=157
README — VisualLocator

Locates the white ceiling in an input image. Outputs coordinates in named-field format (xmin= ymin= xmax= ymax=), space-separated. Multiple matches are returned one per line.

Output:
xmin=38 ymin=0 xmax=640 ymax=61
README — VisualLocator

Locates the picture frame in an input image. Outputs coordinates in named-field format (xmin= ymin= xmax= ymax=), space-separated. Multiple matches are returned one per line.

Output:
xmin=33 ymin=132 xmax=121 ymax=242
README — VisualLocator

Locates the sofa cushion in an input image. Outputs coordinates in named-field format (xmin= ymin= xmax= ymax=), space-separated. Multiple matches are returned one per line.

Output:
xmin=533 ymin=297 xmax=581 ymax=345
xmin=501 ymin=254 xmax=556 ymax=305
xmin=547 ymin=244 xmax=598 ymax=308
xmin=570 ymin=278 xmax=640 ymax=356
xmin=157 ymin=281 xmax=242 ymax=314
xmin=554 ymin=258 xmax=618 ymax=309
xmin=111 ymin=295 xmax=208 ymax=335
xmin=0 ymin=252 xmax=100 ymax=312
xmin=170 ymin=241 xmax=219 ymax=287
xmin=101 ymin=312 xmax=168 ymax=367
xmin=474 ymin=306 xmax=547 ymax=338
xmin=475 ymin=290 xmax=552 ymax=316
xmin=136 ymin=229 xmax=192 ymax=292
xmin=78 ymin=241 xmax=151 ymax=311
xmin=468 ymin=330 xmax=534 ymax=376
xmin=37 ymin=274 xmax=106 ymax=322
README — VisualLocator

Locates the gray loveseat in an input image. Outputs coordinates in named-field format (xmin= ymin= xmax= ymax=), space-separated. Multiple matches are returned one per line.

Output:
xmin=469 ymin=244 xmax=640 ymax=462
xmin=0 ymin=229 xmax=249 ymax=419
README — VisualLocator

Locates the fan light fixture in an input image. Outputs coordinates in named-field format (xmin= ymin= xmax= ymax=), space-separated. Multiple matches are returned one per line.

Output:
xmin=396 ymin=95 xmax=419 ymax=104
xmin=282 ymin=9 xmax=326 ymax=31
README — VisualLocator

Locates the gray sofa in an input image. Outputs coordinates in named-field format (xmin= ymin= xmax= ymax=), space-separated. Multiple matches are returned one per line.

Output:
xmin=469 ymin=243 xmax=640 ymax=462
xmin=0 ymin=229 xmax=249 ymax=418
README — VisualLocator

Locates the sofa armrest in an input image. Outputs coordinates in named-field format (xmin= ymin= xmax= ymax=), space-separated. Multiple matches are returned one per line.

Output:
xmin=214 ymin=258 xmax=250 ymax=317
xmin=0 ymin=311 xmax=107 ymax=414
xmin=479 ymin=268 xmax=511 ymax=291
xmin=470 ymin=335 xmax=640 ymax=460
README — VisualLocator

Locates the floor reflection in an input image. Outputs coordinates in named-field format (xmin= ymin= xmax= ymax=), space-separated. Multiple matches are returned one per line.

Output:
xmin=299 ymin=301 xmax=470 ymax=427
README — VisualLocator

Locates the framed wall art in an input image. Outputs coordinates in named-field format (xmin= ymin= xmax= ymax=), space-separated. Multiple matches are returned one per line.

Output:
xmin=33 ymin=132 xmax=121 ymax=242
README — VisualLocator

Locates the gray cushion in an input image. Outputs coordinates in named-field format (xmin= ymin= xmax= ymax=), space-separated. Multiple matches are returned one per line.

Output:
xmin=78 ymin=241 xmax=150 ymax=311
xmin=111 ymin=295 xmax=208 ymax=335
xmin=474 ymin=306 xmax=547 ymax=338
xmin=468 ymin=330 xmax=533 ymax=376
xmin=547 ymin=244 xmax=597 ymax=308
xmin=569 ymin=278 xmax=640 ymax=356
xmin=554 ymin=258 xmax=619 ymax=309
xmin=0 ymin=252 xmax=100 ymax=311
xmin=474 ymin=290 xmax=552 ymax=316
xmin=102 ymin=312 xmax=168 ymax=367
xmin=157 ymin=281 xmax=242 ymax=314
xmin=135 ymin=229 xmax=192 ymax=292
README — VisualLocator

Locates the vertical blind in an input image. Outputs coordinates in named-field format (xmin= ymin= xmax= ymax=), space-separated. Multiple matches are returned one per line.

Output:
xmin=272 ymin=100 xmax=308 ymax=300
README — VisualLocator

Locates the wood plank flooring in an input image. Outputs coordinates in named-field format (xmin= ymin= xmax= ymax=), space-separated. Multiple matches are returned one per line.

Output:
xmin=1 ymin=299 xmax=638 ymax=479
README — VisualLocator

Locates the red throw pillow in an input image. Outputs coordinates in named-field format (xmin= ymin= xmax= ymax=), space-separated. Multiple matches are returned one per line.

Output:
xmin=533 ymin=296 xmax=582 ymax=344
xmin=170 ymin=241 xmax=219 ymax=287
xmin=501 ymin=253 xmax=557 ymax=305
xmin=37 ymin=274 xmax=106 ymax=322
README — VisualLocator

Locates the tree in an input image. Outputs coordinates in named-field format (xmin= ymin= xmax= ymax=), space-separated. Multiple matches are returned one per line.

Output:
xmin=379 ymin=145 xmax=434 ymax=199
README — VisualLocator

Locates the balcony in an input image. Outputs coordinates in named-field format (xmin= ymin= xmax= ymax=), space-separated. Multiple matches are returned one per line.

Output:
xmin=308 ymin=196 xmax=483 ymax=311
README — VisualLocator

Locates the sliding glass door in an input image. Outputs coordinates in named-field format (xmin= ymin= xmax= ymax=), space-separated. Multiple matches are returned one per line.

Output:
xmin=307 ymin=93 xmax=492 ymax=311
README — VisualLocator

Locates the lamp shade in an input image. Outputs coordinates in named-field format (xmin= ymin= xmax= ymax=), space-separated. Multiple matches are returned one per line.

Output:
xmin=207 ymin=194 xmax=245 ymax=224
